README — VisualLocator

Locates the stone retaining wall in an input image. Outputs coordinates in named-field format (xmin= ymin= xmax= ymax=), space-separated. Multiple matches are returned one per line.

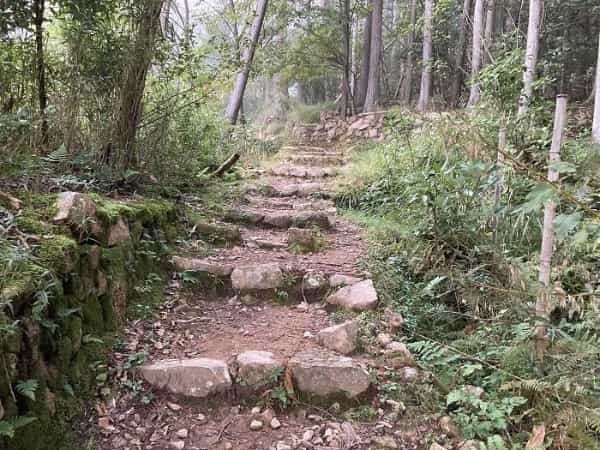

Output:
xmin=0 ymin=193 xmax=177 ymax=449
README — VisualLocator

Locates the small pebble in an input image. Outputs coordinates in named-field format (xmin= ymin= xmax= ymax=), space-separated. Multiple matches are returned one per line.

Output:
xmin=169 ymin=440 xmax=185 ymax=450
xmin=270 ymin=417 xmax=281 ymax=429
xmin=176 ymin=429 xmax=188 ymax=439
xmin=249 ymin=419 xmax=263 ymax=431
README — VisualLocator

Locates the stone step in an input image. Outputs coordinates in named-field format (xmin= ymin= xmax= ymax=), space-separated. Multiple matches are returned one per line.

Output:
xmin=171 ymin=256 xmax=372 ymax=303
xmin=269 ymin=165 xmax=340 ymax=179
xmin=246 ymin=182 xmax=332 ymax=198
xmin=288 ymin=155 xmax=345 ymax=166
xmin=243 ymin=195 xmax=335 ymax=211
xmin=139 ymin=348 xmax=371 ymax=401
xmin=224 ymin=208 xmax=335 ymax=230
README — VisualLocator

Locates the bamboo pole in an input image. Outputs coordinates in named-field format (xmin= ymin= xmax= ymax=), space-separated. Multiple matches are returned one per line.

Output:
xmin=535 ymin=94 xmax=568 ymax=364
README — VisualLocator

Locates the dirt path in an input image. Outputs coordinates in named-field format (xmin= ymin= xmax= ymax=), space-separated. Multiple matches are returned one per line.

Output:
xmin=80 ymin=144 xmax=450 ymax=450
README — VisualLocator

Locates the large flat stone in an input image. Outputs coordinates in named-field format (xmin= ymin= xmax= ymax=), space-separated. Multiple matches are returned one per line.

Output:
xmin=140 ymin=358 xmax=232 ymax=398
xmin=288 ymin=349 xmax=370 ymax=398
xmin=316 ymin=321 xmax=358 ymax=355
xmin=326 ymin=280 xmax=378 ymax=311
xmin=231 ymin=263 xmax=284 ymax=291
xmin=235 ymin=351 xmax=284 ymax=388
xmin=171 ymin=256 xmax=233 ymax=277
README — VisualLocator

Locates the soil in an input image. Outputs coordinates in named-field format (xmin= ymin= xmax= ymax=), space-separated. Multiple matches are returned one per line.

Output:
xmin=76 ymin=143 xmax=453 ymax=450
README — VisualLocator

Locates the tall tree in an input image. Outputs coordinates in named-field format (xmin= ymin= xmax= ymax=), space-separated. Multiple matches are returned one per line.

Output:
xmin=401 ymin=0 xmax=418 ymax=104
xmin=364 ymin=0 xmax=383 ymax=112
xmin=593 ymin=33 xmax=600 ymax=143
xmin=225 ymin=0 xmax=269 ymax=125
xmin=340 ymin=0 xmax=352 ymax=117
xmin=483 ymin=0 xmax=496 ymax=66
xmin=110 ymin=0 xmax=165 ymax=170
xmin=357 ymin=0 xmax=373 ymax=107
xmin=33 ymin=0 xmax=48 ymax=146
xmin=451 ymin=0 xmax=471 ymax=106
xmin=517 ymin=0 xmax=543 ymax=117
xmin=467 ymin=0 xmax=485 ymax=107
xmin=417 ymin=0 xmax=433 ymax=112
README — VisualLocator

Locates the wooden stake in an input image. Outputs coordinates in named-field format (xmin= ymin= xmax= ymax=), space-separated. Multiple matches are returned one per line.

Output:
xmin=535 ymin=94 xmax=568 ymax=363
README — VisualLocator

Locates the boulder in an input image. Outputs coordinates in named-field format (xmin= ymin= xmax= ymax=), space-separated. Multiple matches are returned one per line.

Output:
xmin=171 ymin=256 xmax=233 ymax=277
xmin=139 ymin=358 xmax=232 ymax=398
xmin=52 ymin=192 xmax=97 ymax=225
xmin=326 ymin=280 xmax=378 ymax=311
xmin=316 ymin=321 xmax=358 ymax=355
xmin=235 ymin=351 xmax=284 ymax=388
xmin=288 ymin=349 xmax=370 ymax=398
xmin=52 ymin=192 xmax=102 ymax=236
xmin=231 ymin=263 xmax=284 ymax=291
xmin=107 ymin=217 xmax=130 ymax=246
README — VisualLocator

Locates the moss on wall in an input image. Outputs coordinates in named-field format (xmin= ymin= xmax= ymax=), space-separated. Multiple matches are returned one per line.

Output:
xmin=0 ymin=192 xmax=179 ymax=449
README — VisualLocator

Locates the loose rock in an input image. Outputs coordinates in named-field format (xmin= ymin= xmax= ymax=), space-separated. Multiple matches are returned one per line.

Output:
xmin=249 ymin=419 xmax=263 ymax=431
xmin=326 ymin=279 xmax=378 ymax=311
xmin=139 ymin=358 xmax=232 ymax=398
xmin=316 ymin=320 xmax=358 ymax=355
xmin=235 ymin=351 xmax=283 ymax=389
xmin=288 ymin=349 xmax=370 ymax=398
xmin=231 ymin=263 xmax=284 ymax=291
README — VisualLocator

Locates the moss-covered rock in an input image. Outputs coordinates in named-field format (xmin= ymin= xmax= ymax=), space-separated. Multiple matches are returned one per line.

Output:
xmin=37 ymin=234 xmax=79 ymax=274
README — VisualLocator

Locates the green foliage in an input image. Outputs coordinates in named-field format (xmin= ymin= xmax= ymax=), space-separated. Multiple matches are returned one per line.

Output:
xmin=15 ymin=379 xmax=40 ymax=402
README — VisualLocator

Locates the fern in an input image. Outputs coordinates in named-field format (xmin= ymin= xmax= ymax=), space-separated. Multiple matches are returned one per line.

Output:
xmin=0 ymin=416 xmax=37 ymax=438
xmin=15 ymin=379 xmax=39 ymax=401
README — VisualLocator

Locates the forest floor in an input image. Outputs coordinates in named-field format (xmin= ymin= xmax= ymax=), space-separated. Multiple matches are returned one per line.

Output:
xmin=76 ymin=142 xmax=458 ymax=450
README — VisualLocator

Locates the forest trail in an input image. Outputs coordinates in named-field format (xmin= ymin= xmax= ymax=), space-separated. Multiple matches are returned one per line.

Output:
xmin=82 ymin=143 xmax=445 ymax=450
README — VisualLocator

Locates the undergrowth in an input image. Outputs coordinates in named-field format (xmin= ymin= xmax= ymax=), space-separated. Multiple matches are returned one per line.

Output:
xmin=336 ymin=109 xmax=600 ymax=449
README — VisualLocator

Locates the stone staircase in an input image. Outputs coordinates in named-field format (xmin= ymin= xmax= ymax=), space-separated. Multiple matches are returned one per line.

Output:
xmin=90 ymin=143 xmax=454 ymax=450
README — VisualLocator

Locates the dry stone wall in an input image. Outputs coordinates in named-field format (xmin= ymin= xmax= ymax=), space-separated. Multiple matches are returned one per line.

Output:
xmin=0 ymin=192 xmax=177 ymax=449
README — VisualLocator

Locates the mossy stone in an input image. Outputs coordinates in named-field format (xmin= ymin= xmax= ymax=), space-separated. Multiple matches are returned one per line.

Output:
xmin=81 ymin=297 xmax=104 ymax=333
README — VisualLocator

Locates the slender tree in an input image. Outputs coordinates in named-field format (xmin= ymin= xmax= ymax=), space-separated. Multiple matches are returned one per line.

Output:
xmin=483 ymin=0 xmax=496 ymax=66
xmin=225 ymin=0 xmax=269 ymax=124
xmin=33 ymin=0 xmax=48 ymax=146
xmin=518 ymin=0 xmax=543 ymax=117
xmin=467 ymin=0 xmax=485 ymax=107
xmin=593 ymin=33 xmax=600 ymax=143
xmin=364 ymin=0 xmax=383 ymax=112
xmin=401 ymin=0 xmax=418 ymax=104
xmin=357 ymin=0 xmax=373 ymax=107
xmin=535 ymin=94 xmax=567 ymax=363
xmin=110 ymin=0 xmax=165 ymax=169
xmin=417 ymin=0 xmax=433 ymax=112
xmin=340 ymin=0 xmax=352 ymax=117
xmin=451 ymin=0 xmax=471 ymax=106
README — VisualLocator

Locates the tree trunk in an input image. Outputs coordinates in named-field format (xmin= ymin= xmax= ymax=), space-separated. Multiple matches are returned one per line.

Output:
xmin=340 ymin=0 xmax=352 ymax=118
xmin=33 ymin=0 xmax=48 ymax=147
xmin=503 ymin=0 xmax=517 ymax=32
xmin=593 ymin=34 xmax=600 ymax=143
xmin=467 ymin=0 xmax=485 ymax=107
xmin=357 ymin=0 xmax=373 ymax=107
xmin=517 ymin=0 xmax=543 ymax=117
xmin=402 ymin=0 xmax=418 ymax=104
xmin=225 ymin=0 xmax=269 ymax=125
xmin=364 ymin=0 xmax=383 ymax=112
xmin=110 ymin=0 xmax=165 ymax=170
xmin=535 ymin=94 xmax=567 ymax=364
xmin=417 ymin=0 xmax=433 ymax=112
xmin=451 ymin=0 xmax=471 ymax=107
xmin=483 ymin=0 xmax=496 ymax=66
